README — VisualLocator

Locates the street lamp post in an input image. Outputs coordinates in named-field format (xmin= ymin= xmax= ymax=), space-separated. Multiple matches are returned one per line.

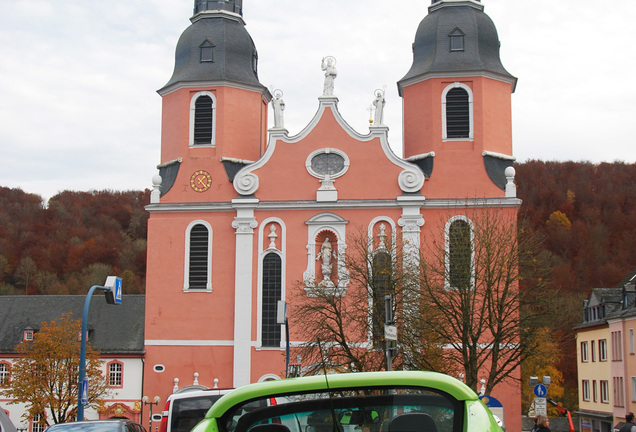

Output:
xmin=77 ymin=276 xmax=122 ymax=421
xmin=142 ymin=396 xmax=161 ymax=432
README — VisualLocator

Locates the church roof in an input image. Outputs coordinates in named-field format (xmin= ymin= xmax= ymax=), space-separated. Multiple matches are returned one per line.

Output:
xmin=159 ymin=2 xmax=266 ymax=95
xmin=398 ymin=0 xmax=516 ymax=93
xmin=0 ymin=295 xmax=145 ymax=355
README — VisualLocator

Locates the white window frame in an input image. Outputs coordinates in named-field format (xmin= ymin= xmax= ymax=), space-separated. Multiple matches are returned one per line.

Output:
xmin=0 ymin=361 xmax=10 ymax=385
xmin=441 ymin=82 xmax=474 ymax=141
xmin=107 ymin=360 xmax=123 ymax=388
xmin=591 ymin=340 xmax=596 ymax=362
xmin=183 ymin=220 xmax=212 ymax=292
xmin=581 ymin=341 xmax=589 ymax=362
xmin=256 ymin=218 xmax=287 ymax=349
xmin=189 ymin=91 xmax=217 ymax=147
xmin=582 ymin=380 xmax=590 ymax=401
xmin=599 ymin=339 xmax=607 ymax=361
xmin=600 ymin=380 xmax=609 ymax=403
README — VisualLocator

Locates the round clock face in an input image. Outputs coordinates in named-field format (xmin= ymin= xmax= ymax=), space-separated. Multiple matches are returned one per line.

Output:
xmin=190 ymin=170 xmax=212 ymax=192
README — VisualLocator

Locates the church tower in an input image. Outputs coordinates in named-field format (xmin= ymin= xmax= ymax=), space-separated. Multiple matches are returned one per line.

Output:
xmin=143 ymin=0 xmax=270 ymax=403
xmin=155 ymin=0 xmax=270 ymax=204
xmin=398 ymin=0 xmax=516 ymax=199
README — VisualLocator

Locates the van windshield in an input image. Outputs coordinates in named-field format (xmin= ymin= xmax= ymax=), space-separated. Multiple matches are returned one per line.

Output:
xmin=172 ymin=395 xmax=223 ymax=432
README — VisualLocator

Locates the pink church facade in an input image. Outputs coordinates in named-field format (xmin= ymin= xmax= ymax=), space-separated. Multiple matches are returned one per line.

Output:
xmin=143 ymin=1 xmax=521 ymax=430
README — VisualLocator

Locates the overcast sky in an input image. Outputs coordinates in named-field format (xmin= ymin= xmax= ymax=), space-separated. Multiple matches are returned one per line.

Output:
xmin=1 ymin=0 xmax=634 ymax=201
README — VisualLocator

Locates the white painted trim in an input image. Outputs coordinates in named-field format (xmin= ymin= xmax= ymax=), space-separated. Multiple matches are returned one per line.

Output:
xmin=145 ymin=340 xmax=234 ymax=346
xmin=183 ymin=220 xmax=212 ymax=292
xmin=441 ymin=82 xmax=474 ymax=141
xmin=146 ymin=197 xmax=522 ymax=214
xmin=257 ymin=374 xmax=282 ymax=382
xmin=189 ymin=91 xmax=217 ymax=147
xmin=256 ymin=218 xmax=287 ymax=350
xmin=305 ymin=148 xmax=350 ymax=180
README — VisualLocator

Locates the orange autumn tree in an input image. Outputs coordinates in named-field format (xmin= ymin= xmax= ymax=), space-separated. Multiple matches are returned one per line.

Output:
xmin=2 ymin=312 xmax=107 ymax=424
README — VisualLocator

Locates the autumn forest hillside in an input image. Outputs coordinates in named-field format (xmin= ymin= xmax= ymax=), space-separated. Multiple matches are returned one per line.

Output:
xmin=0 ymin=161 xmax=634 ymax=298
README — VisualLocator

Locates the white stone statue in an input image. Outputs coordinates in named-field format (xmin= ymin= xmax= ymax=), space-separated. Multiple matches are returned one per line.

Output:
xmin=372 ymin=89 xmax=385 ymax=126
xmin=316 ymin=237 xmax=336 ymax=281
xmin=321 ymin=56 xmax=337 ymax=96
xmin=272 ymin=89 xmax=285 ymax=129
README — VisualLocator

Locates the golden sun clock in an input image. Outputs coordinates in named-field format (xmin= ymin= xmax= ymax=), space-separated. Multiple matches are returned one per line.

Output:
xmin=190 ymin=170 xmax=212 ymax=192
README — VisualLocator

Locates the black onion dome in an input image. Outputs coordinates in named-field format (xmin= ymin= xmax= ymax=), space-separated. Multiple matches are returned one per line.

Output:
xmin=398 ymin=0 xmax=516 ymax=93
xmin=159 ymin=2 xmax=265 ymax=94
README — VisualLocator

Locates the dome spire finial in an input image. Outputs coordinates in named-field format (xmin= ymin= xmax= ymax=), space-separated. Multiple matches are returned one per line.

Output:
xmin=193 ymin=0 xmax=243 ymax=16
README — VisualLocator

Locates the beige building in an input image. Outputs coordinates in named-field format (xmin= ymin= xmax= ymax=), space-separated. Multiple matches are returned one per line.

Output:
xmin=575 ymin=268 xmax=636 ymax=432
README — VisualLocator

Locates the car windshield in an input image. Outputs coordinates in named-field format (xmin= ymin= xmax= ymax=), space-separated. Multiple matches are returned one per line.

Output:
xmin=48 ymin=422 xmax=122 ymax=432
xmin=221 ymin=387 xmax=461 ymax=432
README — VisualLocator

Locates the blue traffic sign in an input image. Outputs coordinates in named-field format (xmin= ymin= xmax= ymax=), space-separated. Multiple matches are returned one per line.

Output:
xmin=81 ymin=379 xmax=89 ymax=404
xmin=114 ymin=277 xmax=122 ymax=304
xmin=534 ymin=384 xmax=547 ymax=397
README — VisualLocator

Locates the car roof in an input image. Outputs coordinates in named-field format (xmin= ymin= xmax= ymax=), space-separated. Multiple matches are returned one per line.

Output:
xmin=208 ymin=371 xmax=477 ymax=418
xmin=168 ymin=388 xmax=234 ymax=401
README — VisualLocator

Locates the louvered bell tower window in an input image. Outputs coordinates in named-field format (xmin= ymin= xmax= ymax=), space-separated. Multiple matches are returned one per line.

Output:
xmin=446 ymin=87 xmax=470 ymax=138
xmin=194 ymin=95 xmax=214 ymax=145
xmin=188 ymin=224 xmax=209 ymax=290
xmin=261 ymin=252 xmax=282 ymax=347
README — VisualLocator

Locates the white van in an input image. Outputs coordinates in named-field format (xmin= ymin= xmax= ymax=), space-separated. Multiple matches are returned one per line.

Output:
xmin=158 ymin=388 xmax=234 ymax=432
xmin=0 ymin=409 xmax=17 ymax=432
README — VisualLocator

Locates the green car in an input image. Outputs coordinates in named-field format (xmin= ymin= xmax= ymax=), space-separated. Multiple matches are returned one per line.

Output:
xmin=191 ymin=371 xmax=503 ymax=432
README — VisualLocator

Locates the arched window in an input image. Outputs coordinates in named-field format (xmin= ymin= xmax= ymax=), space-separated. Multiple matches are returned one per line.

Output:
xmin=442 ymin=83 xmax=473 ymax=140
xmin=107 ymin=360 xmax=123 ymax=388
xmin=371 ymin=250 xmax=392 ymax=346
xmin=261 ymin=252 xmax=282 ymax=347
xmin=185 ymin=222 xmax=212 ymax=291
xmin=446 ymin=217 xmax=473 ymax=289
xmin=190 ymin=92 xmax=216 ymax=146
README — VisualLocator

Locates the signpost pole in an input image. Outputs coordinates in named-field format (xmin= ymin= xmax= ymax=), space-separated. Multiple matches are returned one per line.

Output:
xmin=77 ymin=277 xmax=122 ymax=421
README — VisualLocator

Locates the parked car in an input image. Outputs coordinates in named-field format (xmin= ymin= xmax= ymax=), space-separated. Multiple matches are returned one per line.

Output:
xmin=45 ymin=419 xmax=146 ymax=432
xmin=159 ymin=388 xmax=234 ymax=432
xmin=192 ymin=371 xmax=504 ymax=432
xmin=0 ymin=408 xmax=18 ymax=432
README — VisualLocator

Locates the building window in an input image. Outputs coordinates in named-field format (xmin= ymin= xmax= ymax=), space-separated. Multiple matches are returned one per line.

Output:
xmin=582 ymin=380 xmax=590 ymax=401
xmin=632 ymin=377 xmax=636 ymax=402
xmin=614 ymin=376 xmax=625 ymax=407
xmin=591 ymin=340 xmax=596 ymax=362
xmin=190 ymin=91 xmax=216 ymax=146
xmin=32 ymin=414 xmax=45 ymax=432
xmin=199 ymin=39 xmax=215 ymax=63
xmin=446 ymin=216 xmax=473 ymax=290
xmin=599 ymin=339 xmax=607 ymax=361
xmin=107 ymin=361 xmax=123 ymax=387
xmin=442 ymin=83 xmax=473 ymax=140
xmin=184 ymin=221 xmax=212 ymax=291
xmin=593 ymin=380 xmax=597 ymax=402
xmin=0 ymin=362 xmax=10 ymax=386
xmin=261 ymin=252 xmax=282 ymax=347
xmin=612 ymin=330 xmax=623 ymax=361
xmin=23 ymin=329 xmax=34 ymax=341
xmin=371 ymin=248 xmax=392 ymax=347
xmin=630 ymin=329 xmax=634 ymax=354
xmin=449 ymin=27 xmax=465 ymax=52
xmin=581 ymin=341 xmax=589 ymax=362
xmin=601 ymin=380 xmax=609 ymax=403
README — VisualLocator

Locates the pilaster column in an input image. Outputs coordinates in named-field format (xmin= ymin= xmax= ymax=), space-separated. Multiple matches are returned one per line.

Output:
xmin=397 ymin=195 xmax=425 ymax=271
xmin=231 ymin=197 xmax=258 ymax=387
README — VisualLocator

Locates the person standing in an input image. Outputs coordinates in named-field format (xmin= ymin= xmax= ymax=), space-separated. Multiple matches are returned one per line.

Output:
xmin=620 ymin=413 xmax=636 ymax=432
